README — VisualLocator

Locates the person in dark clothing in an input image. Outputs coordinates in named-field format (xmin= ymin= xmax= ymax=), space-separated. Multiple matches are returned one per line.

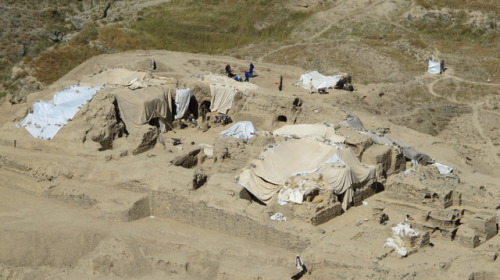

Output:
xmin=249 ymin=62 xmax=255 ymax=77
xmin=225 ymin=64 xmax=234 ymax=77
xmin=244 ymin=70 xmax=250 ymax=82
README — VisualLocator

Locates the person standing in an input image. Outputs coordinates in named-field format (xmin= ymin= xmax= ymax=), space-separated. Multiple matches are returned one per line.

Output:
xmin=249 ymin=62 xmax=255 ymax=77
xmin=244 ymin=70 xmax=250 ymax=82
xmin=225 ymin=64 xmax=234 ymax=77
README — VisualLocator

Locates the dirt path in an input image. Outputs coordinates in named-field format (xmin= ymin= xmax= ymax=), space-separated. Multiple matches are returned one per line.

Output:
xmin=257 ymin=0 xmax=380 ymax=63
xmin=471 ymin=103 xmax=494 ymax=147
xmin=424 ymin=72 xmax=500 ymax=104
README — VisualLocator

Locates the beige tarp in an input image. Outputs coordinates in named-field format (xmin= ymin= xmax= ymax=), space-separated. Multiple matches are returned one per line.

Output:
xmin=114 ymin=85 xmax=172 ymax=134
xmin=237 ymin=138 xmax=376 ymax=210
xmin=81 ymin=68 xmax=175 ymax=89
xmin=81 ymin=68 xmax=148 ymax=87
xmin=319 ymin=147 xmax=376 ymax=210
xmin=253 ymin=139 xmax=337 ymax=185
xmin=202 ymin=73 xmax=258 ymax=114
xmin=273 ymin=124 xmax=346 ymax=143
xmin=209 ymin=83 xmax=238 ymax=114
xmin=203 ymin=73 xmax=257 ymax=94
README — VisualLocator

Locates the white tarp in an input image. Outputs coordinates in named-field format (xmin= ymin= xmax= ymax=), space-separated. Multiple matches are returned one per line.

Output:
xmin=392 ymin=223 xmax=419 ymax=238
xmin=432 ymin=162 xmax=453 ymax=174
xmin=384 ymin=237 xmax=407 ymax=256
xmin=294 ymin=71 xmax=343 ymax=91
xmin=220 ymin=121 xmax=256 ymax=142
xmin=384 ymin=223 xmax=419 ymax=256
xmin=428 ymin=59 xmax=442 ymax=74
xmin=17 ymin=85 xmax=103 ymax=140
xmin=270 ymin=212 xmax=287 ymax=221
xmin=273 ymin=123 xmax=345 ymax=143
xmin=174 ymin=88 xmax=193 ymax=119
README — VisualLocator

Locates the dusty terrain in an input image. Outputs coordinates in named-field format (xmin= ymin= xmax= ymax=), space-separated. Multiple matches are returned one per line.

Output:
xmin=1 ymin=1 xmax=499 ymax=280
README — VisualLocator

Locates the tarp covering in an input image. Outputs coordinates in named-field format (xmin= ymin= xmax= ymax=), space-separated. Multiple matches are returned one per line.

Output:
xmin=220 ymin=121 xmax=256 ymax=142
xmin=17 ymin=85 xmax=103 ymax=140
xmin=384 ymin=223 xmax=420 ymax=256
xmin=209 ymin=83 xmax=238 ymax=114
xmin=114 ymin=85 xmax=172 ymax=134
xmin=81 ymin=68 xmax=148 ymax=87
xmin=432 ymin=162 xmax=453 ymax=174
xmin=174 ymin=88 xmax=193 ymax=120
xmin=81 ymin=68 xmax=175 ymax=89
xmin=341 ymin=111 xmax=434 ymax=165
xmin=202 ymin=73 xmax=257 ymax=94
xmin=428 ymin=59 xmax=442 ymax=74
xmin=273 ymin=123 xmax=345 ymax=143
xmin=237 ymin=138 xmax=376 ymax=209
xmin=340 ymin=110 xmax=365 ymax=131
xmin=294 ymin=71 xmax=343 ymax=91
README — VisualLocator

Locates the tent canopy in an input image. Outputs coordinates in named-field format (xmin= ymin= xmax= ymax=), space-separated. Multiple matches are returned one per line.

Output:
xmin=294 ymin=71 xmax=344 ymax=91
xmin=237 ymin=138 xmax=376 ymax=209
xmin=114 ymin=85 xmax=172 ymax=134
xmin=428 ymin=59 xmax=442 ymax=74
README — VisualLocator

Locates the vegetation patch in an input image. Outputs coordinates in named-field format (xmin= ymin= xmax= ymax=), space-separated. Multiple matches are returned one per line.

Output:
xmin=433 ymin=79 xmax=500 ymax=103
xmin=415 ymin=0 xmax=500 ymax=13
xmin=30 ymin=45 xmax=103 ymax=84
xmin=389 ymin=104 xmax=471 ymax=136
xmin=128 ymin=0 xmax=312 ymax=54
xmin=406 ymin=10 xmax=497 ymax=44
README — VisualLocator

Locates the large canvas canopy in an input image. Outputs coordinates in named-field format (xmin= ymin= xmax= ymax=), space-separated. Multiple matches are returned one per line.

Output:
xmin=114 ymin=85 xmax=172 ymax=134
xmin=294 ymin=71 xmax=343 ymax=91
xmin=237 ymin=138 xmax=376 ymax=210
xmin=201 ymin=73 xmax=257 ymax=114
xmin=209 ymin=83 xmax=238 ymax=114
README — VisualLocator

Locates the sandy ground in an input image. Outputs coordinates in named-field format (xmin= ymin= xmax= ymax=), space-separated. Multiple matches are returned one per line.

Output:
xmin=0 ymin=49 xmax=498 ymax=280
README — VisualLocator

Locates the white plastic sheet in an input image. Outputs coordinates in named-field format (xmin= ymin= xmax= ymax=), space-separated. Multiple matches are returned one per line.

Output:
xmin=174 ymin=88 xmax=193 ymax=119
xmin=270 ymin=212 xmax=287 ymax=221
xmin=17 ymin=85 xmax=103 ymax=140
xmin=384 ymin=223 xmax=419 ymax=256
xmin=278 ymin=186 xmax=305 ymax=205
xmin=294 ymin=71 xmax=343 ymax=91
xmin=220 ymin=121 xmax=255 ymax=142
xmin=432 ymin=162 xmax=453 ymax=174
xmin=428 ymin=59 xmax=442 ymax=74
xmin=392 ymin=223 xmax=419 ymax=238
xmin=384 ymin=237 xmax=407 ymax=256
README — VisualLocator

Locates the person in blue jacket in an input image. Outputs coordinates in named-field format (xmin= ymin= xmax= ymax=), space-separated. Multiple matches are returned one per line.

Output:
xmin=244 ymin=70 xmax=250 ymax=82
